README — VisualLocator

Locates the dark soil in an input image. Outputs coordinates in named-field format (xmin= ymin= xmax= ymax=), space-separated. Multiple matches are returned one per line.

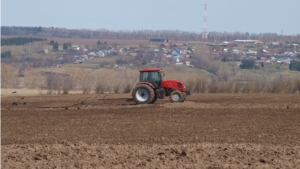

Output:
xmin=2 ymin=93 xmax=300 ymax=168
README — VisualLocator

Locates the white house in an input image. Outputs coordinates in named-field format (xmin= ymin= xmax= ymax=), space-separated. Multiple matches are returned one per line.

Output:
xmin=72 ymin=46 xmax=80 ymax=50
xmin=97 ymin=51 xmax=105 ymax=57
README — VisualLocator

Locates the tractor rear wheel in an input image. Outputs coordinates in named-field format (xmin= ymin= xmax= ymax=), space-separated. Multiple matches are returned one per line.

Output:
xmin=150 ymin=95 xmax=157 ymax=104
xmin=181 ymin=92 xmax=186 ymax=102
xmin=170 ymin=90 xmax=183 ymax=103
xmin=132 ymin=84 xmax=155 ymax=104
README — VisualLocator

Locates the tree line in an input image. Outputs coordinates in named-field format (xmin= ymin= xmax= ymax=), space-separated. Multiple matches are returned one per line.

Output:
xmin=2 ymin=26 xmax=300 ymax=42
xmin=1 ymin=37 xmax=47 ymax=46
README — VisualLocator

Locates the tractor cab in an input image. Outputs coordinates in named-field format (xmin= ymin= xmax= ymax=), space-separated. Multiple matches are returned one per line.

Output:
xmin=139 ymin=68 xmax=163 ymax=88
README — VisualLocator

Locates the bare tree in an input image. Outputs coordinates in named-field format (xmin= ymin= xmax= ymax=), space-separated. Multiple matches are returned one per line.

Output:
xmin=24 ymin=68 xmax=45 ymax=88
xmin=1 ymin=63 xmax=19 ymax=88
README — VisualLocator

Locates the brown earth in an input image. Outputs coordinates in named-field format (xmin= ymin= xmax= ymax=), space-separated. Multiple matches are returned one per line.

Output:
xmin=1 ymin=93 xmax=300 ymax=168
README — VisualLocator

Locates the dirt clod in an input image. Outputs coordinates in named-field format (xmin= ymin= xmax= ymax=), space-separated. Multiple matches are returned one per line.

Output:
xmin=180 ymin=151 xmax=187 ymax=156
xmin=259 ymin=159 xmax=266 ymax=163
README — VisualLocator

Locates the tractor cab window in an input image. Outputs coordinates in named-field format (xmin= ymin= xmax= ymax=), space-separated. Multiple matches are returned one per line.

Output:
xmin=140 ymin=71 xmax=162 ymax=88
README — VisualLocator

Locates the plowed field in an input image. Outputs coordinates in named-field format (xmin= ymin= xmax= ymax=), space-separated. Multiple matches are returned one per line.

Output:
xmin=2 ymin=93 xmax=300 ymax=168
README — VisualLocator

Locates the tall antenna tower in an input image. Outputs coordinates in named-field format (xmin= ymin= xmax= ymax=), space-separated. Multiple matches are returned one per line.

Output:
xmin=202 ymin=4 xmax=208 ymax=42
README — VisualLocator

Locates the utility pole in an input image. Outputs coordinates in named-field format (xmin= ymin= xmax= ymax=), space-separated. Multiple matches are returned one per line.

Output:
xmin=202 ymin=4 xmax=208 ymax=42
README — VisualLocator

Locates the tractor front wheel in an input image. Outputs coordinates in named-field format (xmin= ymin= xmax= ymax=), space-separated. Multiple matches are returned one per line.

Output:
xmin=132 ymin=84 xmax=155 ymax=104
xmin=170 ymin=90 xmax=183 ymax=103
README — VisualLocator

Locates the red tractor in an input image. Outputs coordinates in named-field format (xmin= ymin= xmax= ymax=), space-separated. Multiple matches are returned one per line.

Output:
xmin=132 ymin=68 xmax=190 ymax=104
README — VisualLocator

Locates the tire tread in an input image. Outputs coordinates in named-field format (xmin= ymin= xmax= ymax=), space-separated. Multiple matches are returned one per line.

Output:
xmin=132 ymin=84 xmax=155 ymax=104
xmin=170 ymin=90 xmax=183 ymax=103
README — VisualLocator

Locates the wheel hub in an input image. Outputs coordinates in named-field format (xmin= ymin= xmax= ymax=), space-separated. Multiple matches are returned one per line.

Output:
xmin=172 ymin=94 xmax=180 ymax=102
xmin=136 ymin=88 xmax=149 ymax=102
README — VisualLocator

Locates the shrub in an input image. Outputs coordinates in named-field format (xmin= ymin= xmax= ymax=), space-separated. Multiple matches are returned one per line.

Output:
xmin=295 ymin=79 xmax=300 ymax=93
xmin=289 ymin=60 xmax=300 ymax=71
xmin=62 ymin=86 xmax=70 ymax=94
xmin=233 ymin=82 xmax=242 ymax=93
xmin=82 ymin=87 xmax=91 ymax=94
xmin=24 ymin=68 xmax=45 ymax=89
xmin=208 ymin=78 xmax=219 ymax=93
xmin=57 ymin=87 xmax=62 ymax=94
xmin=287 ymin=79 xmax=300 ymax=93
xmin=95 ymin=83 xmax=105 ymax=94
xmin=113 ymin=85 xmax=120 ymax=94
xmin=194 ymin=77 xmax=206 ymax=93
xmin=240 ymin=59 xmax=255 ymax=69
xmin=46 ymin=74 xmax=58 ymax=94
xmin=185 ymin=79 xmax=194 ymax=92
xmin=1 ymin=63 xmax=19 ymax=88
xmin=250 ymin=79 xmax=266 ymax=93
xmin=241 ymin=84 xmax=251 ymax=93
xmin=218 ymin=80 xmax=233 ymax=93
xmin=264 ymin=76 xmax=285 ymax=93
xmin=123 ymin=83 xmax=133 ymax=93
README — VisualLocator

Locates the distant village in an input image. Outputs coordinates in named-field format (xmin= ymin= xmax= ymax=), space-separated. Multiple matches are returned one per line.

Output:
xmin=53 ymin=38 xmax=300 ymax=69
xmin=208 ymin=40 xmax=299 ymax=65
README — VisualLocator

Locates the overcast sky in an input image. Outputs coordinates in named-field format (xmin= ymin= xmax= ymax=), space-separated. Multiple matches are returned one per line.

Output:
xmin=1 ymin=0 xmax=300 ymax=35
